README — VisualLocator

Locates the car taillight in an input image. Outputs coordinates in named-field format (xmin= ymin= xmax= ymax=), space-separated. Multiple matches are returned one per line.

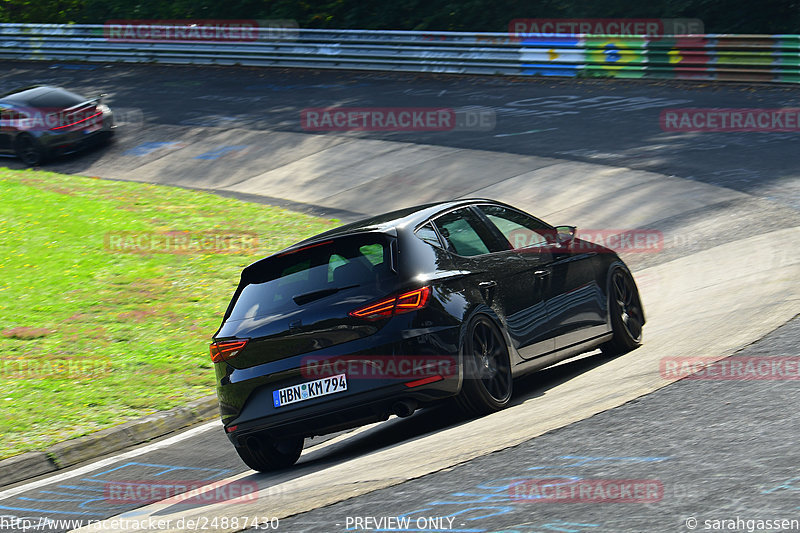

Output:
xmin=51 ymin=107 xmax=102 ymax=131
xmin=276 ymin=240 xmax=333 ymax=257
xmin=210 ymin=339 xmax=248 ymax=363
xmin=349 ymin=286 xmax=431 ymax=321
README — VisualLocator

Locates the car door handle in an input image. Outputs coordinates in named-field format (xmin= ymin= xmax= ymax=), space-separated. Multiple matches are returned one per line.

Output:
xmin=478 ymin=281 xmax=497 ymax=288
xmin=534 ymin=269 xmax=550 ymax=277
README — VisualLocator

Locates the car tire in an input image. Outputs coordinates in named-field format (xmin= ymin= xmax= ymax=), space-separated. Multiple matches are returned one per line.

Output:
xmin=455 ymin=315 xmax=513 ymax=416
xmin=601 ymin=266 xmax=644 ymax=356
xmin=235 ymin=434 xmax=303 ymax=471
xmin=15 ymin=134 xmax=47 ymax=167
xmin=99 ymin=130 xmax=115 ymax=146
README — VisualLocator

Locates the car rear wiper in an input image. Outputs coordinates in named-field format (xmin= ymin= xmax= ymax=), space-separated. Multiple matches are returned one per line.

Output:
xmin=292 ymin=284 xmax=359 ymax=306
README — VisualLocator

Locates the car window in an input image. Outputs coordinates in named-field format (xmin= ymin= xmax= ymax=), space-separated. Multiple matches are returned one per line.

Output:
xmin=326 ymin=254 xmax=348 ymax=282
xmin=478 ymin=204 xmax=552 ymax=250
xmin=228 ymin=234 xmax=395 ymax=321
xmin=415 ymin=222 xmax=442 ymax=248
xmin=433 ymin=208 xmax=495 ymax=257
xmin=359 ymin=243 xmax=384 ymax=266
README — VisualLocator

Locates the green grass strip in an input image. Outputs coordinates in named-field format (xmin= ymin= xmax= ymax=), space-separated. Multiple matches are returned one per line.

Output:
xmin=0 ymin=168 xmax=337 ymax=459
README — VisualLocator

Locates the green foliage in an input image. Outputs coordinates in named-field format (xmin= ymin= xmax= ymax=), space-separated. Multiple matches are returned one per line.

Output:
xmin=1 ymin=0 xmax=798 ymax=33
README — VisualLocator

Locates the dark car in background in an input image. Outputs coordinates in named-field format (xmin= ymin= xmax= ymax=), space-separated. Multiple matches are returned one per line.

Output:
xmin=210 ymin=199 xmax=645 ymax=471
xmin=0 ymin=85 xmax=114 ymax=166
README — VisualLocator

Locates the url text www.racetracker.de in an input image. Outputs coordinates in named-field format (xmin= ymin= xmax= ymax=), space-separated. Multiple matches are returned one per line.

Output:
xmin=0 ymin=516 xmax=279 ymax=531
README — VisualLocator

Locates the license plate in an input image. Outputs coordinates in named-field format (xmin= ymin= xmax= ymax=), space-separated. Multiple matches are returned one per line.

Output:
xmin=272 ymin=373 xmax=347 ymax=408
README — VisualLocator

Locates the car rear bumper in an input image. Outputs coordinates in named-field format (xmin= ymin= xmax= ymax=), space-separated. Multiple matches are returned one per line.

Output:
xmin=39 ymin=114 xmax=115 ymax=156
xmin=46 ymin=127 xmax=114 ymax=155
xmin=215 ymin=323 xmax=463 ymax=440
xmin=224 ymin=377 xmax=459 ymax=445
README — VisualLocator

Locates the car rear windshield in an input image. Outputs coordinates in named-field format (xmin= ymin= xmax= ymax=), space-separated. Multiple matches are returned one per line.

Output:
xmin=226 ymin=233 xmax=396 ymax=322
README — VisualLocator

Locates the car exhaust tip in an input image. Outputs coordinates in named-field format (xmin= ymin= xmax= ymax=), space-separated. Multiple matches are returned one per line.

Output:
xmin=244 ymin=435 xmax=262 ymax=450
xmin=392 ymin=400 xmax=417 ymax=418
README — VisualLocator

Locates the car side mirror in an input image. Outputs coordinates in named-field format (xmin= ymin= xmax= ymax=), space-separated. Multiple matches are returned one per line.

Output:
xmin=554 ymin=225 xmax=576 ymax=246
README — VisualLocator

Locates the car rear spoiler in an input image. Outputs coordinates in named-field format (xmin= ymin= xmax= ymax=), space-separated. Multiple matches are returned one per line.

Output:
xmin=63 ymin=94 xmax=106 ymax=112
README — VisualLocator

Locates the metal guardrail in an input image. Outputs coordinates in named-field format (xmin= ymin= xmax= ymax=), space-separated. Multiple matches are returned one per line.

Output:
xmin=1 ymin=24 xmax=798 ymax=83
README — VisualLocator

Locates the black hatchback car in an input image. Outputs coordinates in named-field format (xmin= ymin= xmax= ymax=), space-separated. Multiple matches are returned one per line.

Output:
xmin=0 ymin=85 xmax=114 ymax=166
xmin=211 ymin=199 xmax=644 ymax=470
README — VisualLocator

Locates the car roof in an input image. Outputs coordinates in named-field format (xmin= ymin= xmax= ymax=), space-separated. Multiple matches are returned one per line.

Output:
xmin=243 ymin=197 xmax=548 ymax=275
xmin=0 ymin=86 xmax=53 ymax=103
xmin=0 ymin=86 xmax=87 ymax=107
xmin=275 ymin=198 xmax=505 ymax=254
xmin=242 ymin=199 xmax=490 ymax=272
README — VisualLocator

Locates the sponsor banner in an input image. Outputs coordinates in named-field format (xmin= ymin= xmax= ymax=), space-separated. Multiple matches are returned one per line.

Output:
xmin=584 ymin=37 xmax=647 ymax=78
xmin=509 ymin=478 xmax=664 ymax=503
xmin=661 ymin=356 xmax=800 ymax=380
xmin=660 ymin=108 xmax=800 ymax=132
xmin=518 ymin=38 xmax=584 ymax=77
xmin=647 ymin=37 xmax=712 ymax=80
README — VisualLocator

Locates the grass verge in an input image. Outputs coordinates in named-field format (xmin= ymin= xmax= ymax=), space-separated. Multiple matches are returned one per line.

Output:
xmin=0 ymin=168 xmax=337 ymax=459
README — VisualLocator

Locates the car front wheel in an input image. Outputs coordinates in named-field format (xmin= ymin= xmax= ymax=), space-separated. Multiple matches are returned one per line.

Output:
xmin=601 ymin=266 xmax=644 ymax=356
xmin=15 ymin=134 xmax=46 ymax=167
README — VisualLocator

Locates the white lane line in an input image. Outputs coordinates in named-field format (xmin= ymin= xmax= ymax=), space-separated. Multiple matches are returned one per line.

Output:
xmin=174 ymin=420 xmax=392 ymax=489
xmin=0 ymin=414 xmax=389 ymax=502
xmin=494 ymin=128 xmax=557 ymax=137
xmin=0 ymin=420 xmax=221 ymax=500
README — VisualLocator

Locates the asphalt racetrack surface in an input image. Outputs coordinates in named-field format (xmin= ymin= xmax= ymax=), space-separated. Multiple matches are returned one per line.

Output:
xmin=0 ymin=62 xmax=798 ymax=209
xmin=272 ymin=316 xmax=800 ymax=533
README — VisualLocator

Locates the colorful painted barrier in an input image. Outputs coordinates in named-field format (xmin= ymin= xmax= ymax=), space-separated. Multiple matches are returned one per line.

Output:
xmin=0 ymin=24 xmax=798 ymax=84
